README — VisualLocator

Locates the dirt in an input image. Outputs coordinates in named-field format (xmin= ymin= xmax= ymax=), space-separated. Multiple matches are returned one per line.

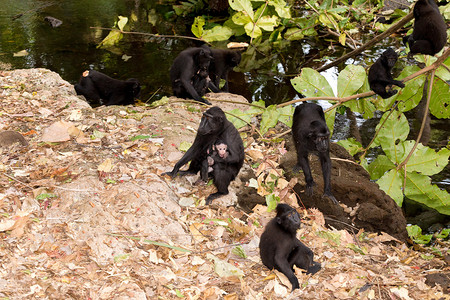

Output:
xmin=278 ymin=140 xmax=408 ymax=242
xmin=0 ymin=68 xmax=446 ymax=299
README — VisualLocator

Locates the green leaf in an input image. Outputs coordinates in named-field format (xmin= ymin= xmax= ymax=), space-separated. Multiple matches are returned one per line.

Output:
xmin=435 ymin=57 xmax=450 ymax=81
xmin=117 ymin=16 xmax=128 ymax=31
xmin=97 ymin=30 xmax=123 ymax=49
xmin=225 ymin=109 xmax=252 ymax=129
xmin=232 ymin=245 xmax=248 ymax=258
xmin=324 ymin=107 xmax=336 ymax=137
xmin=130 ymin=135 xmax=151 ymax=141
xmin=374 ymin=111 xmax=409 ymax=163
xmin=406 ymin=143 xmax=450 ymax=175
xmin=429 ymin=77 xmax=450 ymax=119
xmin=277 ymin=105 xmax=294 ymax=127
xmin=179 ymin=141 xmax=192 ymax=152
xmin=203 ymin=25 xmax=233 ymax=42
xmin=265 ymin=194 xmax=280 ymax=212
xmin=284 ymin=27 xmax=304 ymax=40
xmin=377 ymin=169 xmax=404 ymax=206
xmin=114 ymin=253 xmax=130 ymax=263
xmin=232 ymin=11 xmax=253 ymax=26
xmin=337 ymin=138 xmax=363 ymax=156
xmin=367 ymin=155 xmax=396 ymax=180
xmin=337 ymin=65 xmax=366 ymax=97
xmin=404 ymin=172 xmax=450 ymax=215
xmin=268 ymin=0 xmax=291 ymax=18
xmin=407 ymin=225 xmax=433 ymax=244
xmin=317 ymin=231 xmax=341 ymax=246
xmin=291 ymin=68 xmax=335 ymax=97
xmin=255 ymin=15 xmax=278 ymax=31
xmin=260 ymin=105 xmax=281 ymax=135
xmin=435 ymin=228 xmax=450 ymax=239
xmin=244 ymin=22 xmax=262 ymax=38
xmin=346 ymin=243 xmax=366 ymax=255
xmin=229 ymin=0 xmax=254 ymax=19
xmin=396 ymin=66 xmax=425 ymax=112
xmin=191 ymin=16 xmax=205 ymax=38
xmin=36 ymin=193 xmax=57 ymax=200
xmin=175 ymin=289 xmax=184 ymax=298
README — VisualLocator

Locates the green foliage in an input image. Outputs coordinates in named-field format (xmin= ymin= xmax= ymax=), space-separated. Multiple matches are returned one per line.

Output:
xmin=406 ymin=225 xmax=433 ymax=244
xmin=97 ymin=16 xmax=128 ymax=49
xmin=232 ymin=245 xmax=248 ymax=258
xmin=265 ymin=194 xmax=280 ymax=212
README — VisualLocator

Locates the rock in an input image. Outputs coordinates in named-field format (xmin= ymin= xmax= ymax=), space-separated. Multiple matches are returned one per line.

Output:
xmin=280 ymin=141 xmax=408 ymax=242
xmin=0 ymin=130 xmax=28 ymax=147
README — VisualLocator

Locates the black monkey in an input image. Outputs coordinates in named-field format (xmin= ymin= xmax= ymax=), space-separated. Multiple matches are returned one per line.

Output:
xmin=259 ymin=203 xmax=321 ymax=291
xmin=74 ymin=70 xmax=140 ymax=106
xmin=209 ymin=48 xmax=241 ymax=92
xmin=170 ymin=47 xmax=220 ymax=105
xmin=292 ymin=103 xmax=338 ymax=205
xmin=368 ymin=48 xmax=405 ymax=99
xmin=404 ymin=0 xmax=447 ymax=55
xmin=163 ymin=107 xmax=244 ymax=204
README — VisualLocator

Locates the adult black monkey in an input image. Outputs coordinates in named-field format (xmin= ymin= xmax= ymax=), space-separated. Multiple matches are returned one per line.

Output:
xmin=163 ymin=107 xmax=244 ymax=204
xmin=292 ymin=103 xmax=338 ymax=205
xmin=209 ymin=48 xmax=241 ymax=92
xmin=368 ymin=48 xmax=405 ymax=99
xmin=403 ymin=0 xmax=447 ymax=55
xmin=74 ymin=70 xmax=140 ymax=106
xmin=170 ymin=47 xmax=220 ymax=105
xmin=259 ymin=203 xmax=321 ymax=291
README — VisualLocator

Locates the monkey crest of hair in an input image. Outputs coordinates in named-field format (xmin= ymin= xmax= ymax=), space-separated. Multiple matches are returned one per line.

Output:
xmin=368 ymin=48 xmax=405 ymax=99
xmin=259 ymin=203 xmax=321 ymax=291
xmin=292 ymin=103 xmax=339 ymax=205
xmin=404 ymin=0 xmax=447 ymax=55
xmin=162 ymin=106 xmax=244 ymax=204
xmin=74 ymin=70 xmax=140 ymax=106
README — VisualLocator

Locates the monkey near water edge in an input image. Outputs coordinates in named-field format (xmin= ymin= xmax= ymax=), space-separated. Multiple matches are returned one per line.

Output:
xmin=74 ymin=70 xmax=140 ymax=106
xmin=259 ymin=203 xmax=321 ymax=290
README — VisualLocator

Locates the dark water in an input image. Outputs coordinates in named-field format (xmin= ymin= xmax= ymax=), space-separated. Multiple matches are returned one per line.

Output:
xmin=1 ymin=1 xmax=448 ymax=227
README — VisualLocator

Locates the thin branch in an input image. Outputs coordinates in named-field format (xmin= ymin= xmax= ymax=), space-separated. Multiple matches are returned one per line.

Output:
xmin=315 ymin=11 xmax=414 ymax=72
xmin=90 ymin=27 xmax=206 ymax=43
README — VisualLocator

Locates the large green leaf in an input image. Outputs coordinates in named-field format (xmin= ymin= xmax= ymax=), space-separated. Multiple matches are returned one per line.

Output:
xmin=278 ymin=105 xmax=294 ymax=127
xmin=255 ymin=15 xmax=278 ymax=31
xmin=284 ymin=27 xmax=304 ymax=40
xmin=229 ymin=0 xmax=254 ymax=19
xmin=396 ymin=66 xmax=425 ymax=112
xmin=325 ymin=107 xmax=336 ymax=136
xmin=435 ymin=57 xmax=450 ymax=81
xmin=429 ymin=77 xmax=450 ymax=119
xmin=291 ymin=68 xmax=335 ymax=97
xmin=268 ymin=0 xmax=291 ymax=18
xmin=404 ymin=172 xmax=450 ymax=215
xmin=337 ymin=138 xmax=363 ymax=156
xmin=260 ymin=105 xmax=281 ymax=135
xmin=337 ymin=65 xmax=365 ymax=97
xmin=377 ymin=169 xmax=404 ymax=206
xmin=374 ymin=110 xmax=409 ymax=163
xmin=226 ymin=109 xmax=252 ymax=129
xmin=232 ymin=11 xmax=253 ymax=26
xmin=202 ymin=25 xmax=233 ymax=42
xmin=191 ymin=16 xmax=205 ymax=38
xmin=344 ymin=76 xmax=375 ymax=119
xmin=406 ymin=142 xmax=450 ymax=175
xmin=367 ymin=155 xmax=396 ymax=180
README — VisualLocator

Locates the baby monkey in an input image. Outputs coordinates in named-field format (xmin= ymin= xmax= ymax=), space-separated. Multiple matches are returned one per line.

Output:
xmin=200 ymin=140 xmax=229 ymax=181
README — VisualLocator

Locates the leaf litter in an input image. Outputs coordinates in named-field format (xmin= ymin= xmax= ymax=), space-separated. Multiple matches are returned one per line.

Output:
xmin=0 ymin=68 xmax=448 ymax=299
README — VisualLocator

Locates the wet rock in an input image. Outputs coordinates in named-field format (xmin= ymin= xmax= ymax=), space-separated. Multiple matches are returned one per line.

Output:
xmin=44 ymin=16 xmax=62 ymax=28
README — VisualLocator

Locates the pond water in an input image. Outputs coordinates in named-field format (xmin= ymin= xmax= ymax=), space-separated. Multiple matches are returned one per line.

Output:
xmin=0 ymin=0 xmax=448 ymax=227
